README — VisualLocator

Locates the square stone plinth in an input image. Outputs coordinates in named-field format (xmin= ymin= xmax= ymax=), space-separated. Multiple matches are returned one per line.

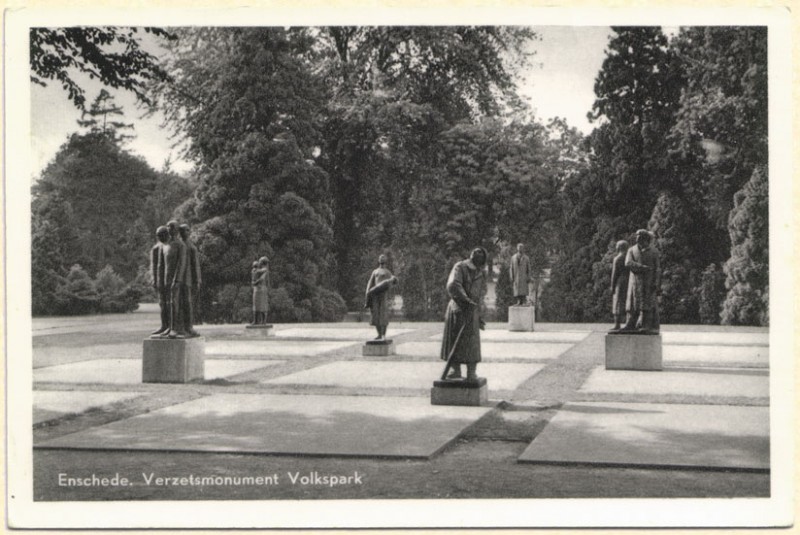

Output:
xmin=605 ymin=334 xmax=662 ymax=371
xmin=431 ymin=378 xmax=488 ymax=406
xmin=508 ymin=306 xmax=535 ymax=332
xmin=363 ymin=339 xmax=395 ymax=356
xmin=244 ymin=324 xmax=273 ymax=337
xmin=518 ymin=402 xmax=769 ymax=470
xmin=143 ymin=337 xmax=206 ymax=383
xmin=36 ymin=394 xmax=493 ymax=459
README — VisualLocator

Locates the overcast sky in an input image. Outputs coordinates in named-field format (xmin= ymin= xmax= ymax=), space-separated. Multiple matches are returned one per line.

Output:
xmin=30 ymin=26 xmax=615 ymax=178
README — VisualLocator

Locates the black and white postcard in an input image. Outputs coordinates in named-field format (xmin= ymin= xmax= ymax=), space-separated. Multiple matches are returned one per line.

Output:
xmin=5 ymin=4 xmax=794 ymax=530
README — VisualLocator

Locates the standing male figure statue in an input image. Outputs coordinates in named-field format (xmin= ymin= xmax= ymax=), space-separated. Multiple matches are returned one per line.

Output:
xmin=251 ymin=256 xmax=270 ymax=325
xmin=609 ymin=240 xmax=630 ymax=332
xmin=364 ymin=254 xmax=398 ymax=340
xmin=150 ymin=226 xmax=170 ymax=336
xmin=440 ymin=247 xmax=487 ymax=381
xmin=179 ymin=224 xmax=201 ymax=337
xmin=509 ymin=243 xmax=531 ymax=306
xmin=163 ymin=220 xmax=189 ymax=338
xmin=622 ymin=229 xmax=661 ymax=334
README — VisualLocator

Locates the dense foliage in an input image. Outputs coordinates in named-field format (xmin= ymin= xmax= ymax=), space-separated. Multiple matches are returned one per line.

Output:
xmin=32 ymin=26 xmax=769 ymax=325
xmin=541 ymin=26 xmax=768 ymax=326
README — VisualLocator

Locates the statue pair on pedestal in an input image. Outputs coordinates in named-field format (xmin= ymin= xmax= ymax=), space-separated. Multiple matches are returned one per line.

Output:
xmin=609 ymin=229 xmax=661 ymax=335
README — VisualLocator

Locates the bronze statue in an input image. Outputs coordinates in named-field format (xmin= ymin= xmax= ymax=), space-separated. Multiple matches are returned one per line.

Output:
xmin=179 ymin=224 xmax=201 ymax=337
xmin=150 ymin=226 xmax=170 ymax=336
xmin=621 ymin=229 xmax=661 ymax=334
xmin=509 ymin=243 xmax=531 ymax=306
xmin=440 ymin=247 xmax=487 ymax=381
xmin=364 ymin=254 xmax=398 ymax=340
xmin=162 ymin=220 xmax=188 ymax=338
xmin=609 ymin=240 xmax=630 ymax=331
xmin=250 ymin=261 xmax=260 ymax=324
xmin=251 ymin=256 xmax=270 ymax=325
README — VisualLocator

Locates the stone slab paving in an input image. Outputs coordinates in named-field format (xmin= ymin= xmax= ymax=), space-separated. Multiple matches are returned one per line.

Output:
xmin=33 ymin=359 xmax=286 ymax=385
xmin=263 ymin=361 xmax=545 ymax=391
xmin=33 ymin=391 xmax=145 ymax=424
xmin=662 ymin=331 xmax=769 ymax=346
xmin=518 ymin=401 xmax=769 ymax=470
xmin=397 ymin=341 xmax=573 ymax=361
xmin=579 ymin=366 xmax=769 ymax=399
xmin=33 ymin=343 xmax=141 ymax=368
xmin=36 ymin=394 xmax=493 ymax=459
xmin=205 ymin=340 xmax=356 ymax=357
xmin=274 ymin=327 xmax=415 ymax=340
xmin=663 ymin=344 xmax=768 ymax=367
xmin=429 ymin=331 xmax=590 ymax=343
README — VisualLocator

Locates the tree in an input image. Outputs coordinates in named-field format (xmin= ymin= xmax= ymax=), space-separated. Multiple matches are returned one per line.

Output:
xmin=721 ymin=165 xmax=768 ymax=326
xmin=33 ymin=131 xmax=161 ymax=278
xmin=648 ymin=191 xmax=700 ymax=324
xmin=698 ymin=263 xmax=726 ymax=325
xmin=76 ymin=89 xmax=135 ymax=144
xmin=153 ymin=27 xmax=343 ymax=323
xmin=30 ymin=27 xmax=175 ymax=110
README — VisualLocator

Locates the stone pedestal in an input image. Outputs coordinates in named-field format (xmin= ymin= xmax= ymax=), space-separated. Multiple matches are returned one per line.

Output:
xmin=605 ymin=333 xmax=662 ymax=371
xmin=142 ymin=337 xmax=205 ymax=383
xmin=245 ymin=324 xmax=274 ymax=337
xmin=508 ymin=305 xmax=535 ymax=332
xmin=362 ymin=339 xmax=395 ymax=356
xmin=431 ymin=377 xmax=488 ymax=406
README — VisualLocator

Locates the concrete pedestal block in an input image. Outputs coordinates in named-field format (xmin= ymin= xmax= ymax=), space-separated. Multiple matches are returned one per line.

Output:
xmin=245 ymin=324 xmax=274 ymax=337
xmin=508 ymin=306 xmax=535 ymax=332
xmin=362 ymin=339 xmax=395 ymax=356
xmin=605 ymin=334 xmax=662 ymax=371
xmin=142 ymin=337 xmax=205 ymax=383
xmin=431 ymin=377 xmax=488 ymax=406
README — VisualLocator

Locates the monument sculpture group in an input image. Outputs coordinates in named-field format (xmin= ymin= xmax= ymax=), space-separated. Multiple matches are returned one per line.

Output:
xmin=432 ymin=247 xmax=489 ymax=406
xmin=606 ymin=229 xmax=663 ymax=370
xmin=508 ymin=243 xmax=535 ymax=332
xmin=150 ymin=220 xmax=201 ymax=339
xmin=362 ymin=254 xmax=399 ymax=356
xmin=144 ymin=220 xmax=205 ymax=383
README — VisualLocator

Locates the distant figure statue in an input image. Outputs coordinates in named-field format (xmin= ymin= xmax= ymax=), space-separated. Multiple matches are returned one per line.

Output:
xmin=249 ymin=261 xmax=260 ymax=324
xmin=609 ymin=240 xmax=630 ymax=332
xmin=364 ymin=254 xmax=398 ymax=340
xmin=162 ymin=220 xmax=189 ymax=338
xmin=150 ymin=226 xmax=170 ymax=336
xmin=440 ymin=247 xmax=487 ymax=382
xmin=622 ymin=229 xmax=661 ymax=334
xmin=509 ymin=243 xmax=531 ymax=306
xmin=179 ymin=224 xmax=201 ymax=337
xmin=252 ymin=256 xmax=270 ymax=325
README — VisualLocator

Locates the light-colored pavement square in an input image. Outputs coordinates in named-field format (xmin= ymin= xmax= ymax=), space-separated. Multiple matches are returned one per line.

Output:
xmin=663 ymin=344 xmax=768 ymax=367
xmin=398 ymin=341 xmax=572 ymax=360
xmin=34 ymin=343 xmax=141 ymax=368
xmin=36 ymin=394 xmax=493 ymax=458
xmin=662 ymin=331 xmax=768 ymax=346
xmin=518 ymin=402 xmax=769 ymax=469
xmin=274 ymin=327 xmax=415 ymax=340
xmin=34 ymin=391 xmax=145 ymax=424
xmin=264 ymin=361 xmax=544 ymax=390
xmin=34 ymin=359 xmax=286 ymax=384
xmin=579 ymin=366 xmax=769 ymax=399
xmin=430 ymin=331 xmax=589 ymax=343
xmin=206 ymin=340 xmax=356 ymax=357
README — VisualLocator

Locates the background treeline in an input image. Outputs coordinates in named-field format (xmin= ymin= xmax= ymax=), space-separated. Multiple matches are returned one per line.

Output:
xmin=30 ymin=26 xmax=768 ymax=326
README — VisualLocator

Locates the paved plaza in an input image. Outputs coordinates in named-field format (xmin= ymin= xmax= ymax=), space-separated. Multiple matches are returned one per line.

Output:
xmin=29 ymin=306 xmax=772 ymax=500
